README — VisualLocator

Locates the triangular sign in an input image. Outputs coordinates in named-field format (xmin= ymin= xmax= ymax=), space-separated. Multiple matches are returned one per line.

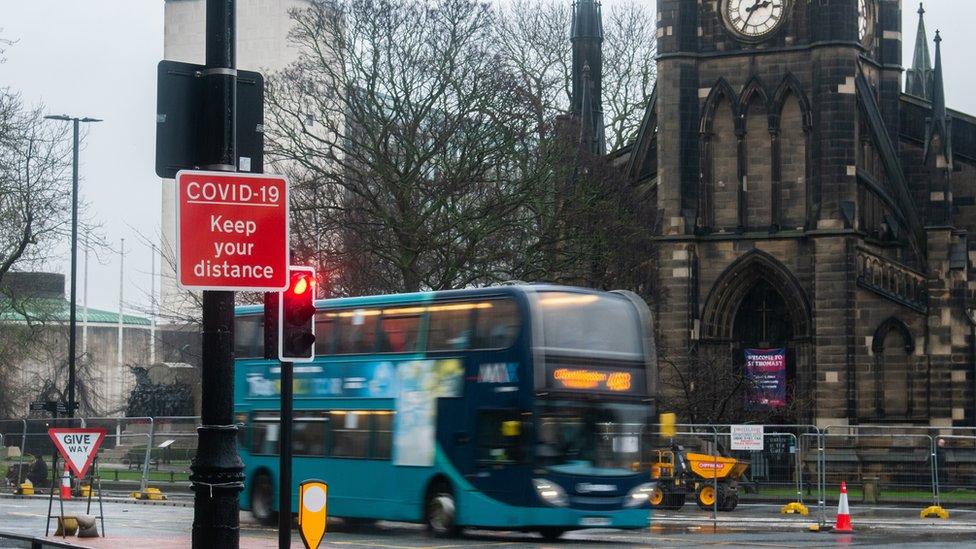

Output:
xmin=48 ymin=428 xmax=106 ymax=478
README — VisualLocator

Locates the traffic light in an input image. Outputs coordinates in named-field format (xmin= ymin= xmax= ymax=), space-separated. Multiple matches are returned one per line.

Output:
xmin=278 ymin=266 xmax=316 ymax=362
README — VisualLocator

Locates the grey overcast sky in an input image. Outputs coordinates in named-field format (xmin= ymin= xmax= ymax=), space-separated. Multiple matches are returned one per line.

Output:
xmin=0 ymin=0 xmax=974 ymax=315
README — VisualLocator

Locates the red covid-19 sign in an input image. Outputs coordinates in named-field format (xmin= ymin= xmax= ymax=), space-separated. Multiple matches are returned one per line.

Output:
xmin=176 ymin=170 xmax=289 ymax=291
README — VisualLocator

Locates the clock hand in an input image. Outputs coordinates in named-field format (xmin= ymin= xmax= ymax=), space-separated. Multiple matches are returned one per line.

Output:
xmin=744 ymin=0 xmax=772 ymax=27
xmin=743 ymin=0 xmax=762 ymax=26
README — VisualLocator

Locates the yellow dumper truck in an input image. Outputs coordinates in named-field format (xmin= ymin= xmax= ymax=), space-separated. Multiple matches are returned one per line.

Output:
xmin=648 ymin=443 xmax=749 ymax=511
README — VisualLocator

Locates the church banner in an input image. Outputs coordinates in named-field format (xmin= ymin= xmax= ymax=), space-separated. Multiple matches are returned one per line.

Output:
xmin=744 ymin=348 xmax=786 ymax=409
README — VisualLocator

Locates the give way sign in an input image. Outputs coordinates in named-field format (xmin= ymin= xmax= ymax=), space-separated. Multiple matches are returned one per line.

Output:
xmin=48 ymin=428 xmax=107 ymax=478
xmin=176 ymin=170 xmax=290 ymax=291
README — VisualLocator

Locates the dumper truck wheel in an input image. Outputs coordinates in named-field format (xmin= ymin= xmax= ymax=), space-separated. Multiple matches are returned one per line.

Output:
xmin=715 ymin=484 xmax=738 ymax=511
xmin=696 ymin=485 xmax=717 ymax=510
xmin=652 ymin=486 xmax=686 ymax=510
xmin=650 ymin=487 xmax=666 ymax=507
xmin=666 ymin=493 xmax=686 ymax=510
xmin=726 ymin=493 xmax=739 ymax=511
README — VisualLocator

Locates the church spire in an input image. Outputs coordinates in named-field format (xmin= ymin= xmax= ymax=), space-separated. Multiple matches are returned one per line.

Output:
xmin=925 ymin=30 xmax=952 ymax=171
xmin=931 ymin=31 xmax=946 ymax=125
xmin=905 ymin=3 xmax=933 ymax=100
xmin=571 ymin=0 xmax=605 ymax=155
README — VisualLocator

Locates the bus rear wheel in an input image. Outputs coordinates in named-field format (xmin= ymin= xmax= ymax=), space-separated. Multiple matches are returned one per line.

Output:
xmin=537 ymin=527 xmax=566 ymax=541
xmin=425 ymin=482 xmax=460 ymax=538
xmin=251 ymin=472 xmax=277 ymax=526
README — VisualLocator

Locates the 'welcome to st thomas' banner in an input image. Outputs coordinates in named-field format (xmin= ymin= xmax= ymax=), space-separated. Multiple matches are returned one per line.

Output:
xmin=744 ymin=348 xmax=787 ymax=409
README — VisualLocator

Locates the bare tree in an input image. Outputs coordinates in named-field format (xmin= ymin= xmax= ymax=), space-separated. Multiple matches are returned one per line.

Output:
xmin=0 ymin=89 xmax=75 ymax=285
xmin=601 ymin=1 xmax=657 ymax=151
xmin=267 ymin=0 xmax=546 ymax=294
xmin=268 ymin=0 xmax=656 ymax=297
xmin=659 ymin=348 xmax=812 ymax=425
xmin=494 ymin=0 xmax=656 ymax=151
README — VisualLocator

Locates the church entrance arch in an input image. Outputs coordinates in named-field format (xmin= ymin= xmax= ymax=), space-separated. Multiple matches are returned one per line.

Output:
xmin=699 ymin=251 xmax=812 ymax=422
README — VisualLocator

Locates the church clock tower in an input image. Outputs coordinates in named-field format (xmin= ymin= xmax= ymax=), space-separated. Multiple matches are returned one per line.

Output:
xmin=629 ymin=0 xmax=944 ymax=424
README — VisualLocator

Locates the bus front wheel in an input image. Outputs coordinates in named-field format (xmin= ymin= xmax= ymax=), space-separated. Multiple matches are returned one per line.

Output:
xmin=425 ymin=482 xmax=460 ymax=538
xmin=251 ymin=471 xmax=277 ymax=526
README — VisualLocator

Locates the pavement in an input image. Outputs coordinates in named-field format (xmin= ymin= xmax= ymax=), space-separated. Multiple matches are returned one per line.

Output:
xmin=2 ymin=496 xmax=976 ymax=548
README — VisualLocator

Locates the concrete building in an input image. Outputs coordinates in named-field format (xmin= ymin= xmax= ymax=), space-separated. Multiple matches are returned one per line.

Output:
xmin=0 ymin=272 xmax=152 ymax=415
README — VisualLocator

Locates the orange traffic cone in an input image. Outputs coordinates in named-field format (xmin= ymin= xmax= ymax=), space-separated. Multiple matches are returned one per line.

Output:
xmin=832 ymin=481 xmax=852 ymax=533
xmin=60 ymin=467 xmax=72 ymax=501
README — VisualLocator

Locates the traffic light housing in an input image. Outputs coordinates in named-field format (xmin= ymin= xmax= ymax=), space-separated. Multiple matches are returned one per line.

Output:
xmin=278 ymin=266 xmax=316 ymax=362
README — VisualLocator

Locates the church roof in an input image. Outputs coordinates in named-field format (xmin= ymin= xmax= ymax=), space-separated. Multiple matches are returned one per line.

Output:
xmin=856 ymin=67 xmax=925 ymax=258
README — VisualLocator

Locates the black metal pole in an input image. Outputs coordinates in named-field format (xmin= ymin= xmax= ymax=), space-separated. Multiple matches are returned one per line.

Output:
xmin=190 ymin=1 xmax=243 ymax=547
xmin=279 ymin=360 xmax=293 ymax=549
xmin=67 ymin=119 xmax=79 ymax=418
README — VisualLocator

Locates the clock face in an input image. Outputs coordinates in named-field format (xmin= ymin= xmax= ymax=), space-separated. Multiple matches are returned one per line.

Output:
xmin=858 ymin=0 xmax=872 ymax=42
xmin=724 ymin=0 xmax=788 ymax=40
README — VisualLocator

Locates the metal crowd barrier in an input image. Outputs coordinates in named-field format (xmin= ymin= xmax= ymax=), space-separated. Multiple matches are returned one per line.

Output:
xmin=1 ymin=416 xmax=200 ymax=498
xmin=4 ymin=416 xmax=976 ymax=523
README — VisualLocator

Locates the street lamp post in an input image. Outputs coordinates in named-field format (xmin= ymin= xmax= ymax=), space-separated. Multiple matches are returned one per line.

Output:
xmin=44 ymin=114 xmax=102 ymax=419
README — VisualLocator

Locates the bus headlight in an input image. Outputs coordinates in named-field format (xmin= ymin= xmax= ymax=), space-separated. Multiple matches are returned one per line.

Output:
xmin=624 ymin=482 xmax=656 ymax=508
xmin=532 ymin=479 xmax=568 ymax=507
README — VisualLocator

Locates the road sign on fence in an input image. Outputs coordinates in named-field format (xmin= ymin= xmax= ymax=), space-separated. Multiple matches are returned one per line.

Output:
xmin=48 ymin=428 xmax=106 ymax=478
xmin=730 ymin=424 xmax=764 ymax=451
xmin=176 ymin=170 xmax=290 ymax=291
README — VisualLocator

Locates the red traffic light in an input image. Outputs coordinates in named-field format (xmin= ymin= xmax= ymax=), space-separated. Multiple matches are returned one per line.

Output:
xmin=279 ymin=266 xmax=316 ymax=362
xmin=291 ymin=274 xmax=314 ymax=296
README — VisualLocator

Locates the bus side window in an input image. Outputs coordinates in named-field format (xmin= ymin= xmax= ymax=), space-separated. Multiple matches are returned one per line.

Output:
xmin=330 ymin=411 xmax=370 ymax=458
xmin=473 ymin=299 xmax=520 ymax=349
xmin=427 ymin=304 xmax=473 ymax=351
xmin=234 ymin=315 xmax=263 ymax=358
xmin=336 ymin=309 xmax=380 ymax=354
xmin=378 ymin=312 xmax=421 ymax=353
xmin=476 ymin=409 xmax=523 ymax=464
xmin=314 ymin=313 xmax=335 ymax=355
xmin=251 ymin=414 xmax=280 ymax=455
xmin=294 ymin=412 xmax=329 ymax=456
xmin=372 ymin=411 xmax=394 ymax=459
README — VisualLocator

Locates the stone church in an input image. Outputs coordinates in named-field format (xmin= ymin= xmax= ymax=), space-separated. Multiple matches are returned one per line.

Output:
xmin=574 ymin=0 xmax=976 ymax=427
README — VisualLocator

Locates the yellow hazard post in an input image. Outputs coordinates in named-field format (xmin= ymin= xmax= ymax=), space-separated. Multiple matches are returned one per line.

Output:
xmin=920 ymin=505 xmax=949 ymax=519
xmin=781 ymin=501 xmax=809 ymax=516
xmin=299 ymin=480 xmax=328 ymax=549
xmin=660 ymin=412 xmax=677 ymax=438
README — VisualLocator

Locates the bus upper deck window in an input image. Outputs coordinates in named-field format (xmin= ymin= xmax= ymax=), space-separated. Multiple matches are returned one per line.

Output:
xmin=427 ymin=304 xmax=474 ymax=351
xmin=378 ymin=312 xmax=421 ymax=353
xmin=336 ymin=309 xmax=380 ymax=354
xmin=314 ymin=313 xmax=335 ymax=355
xmin=474 ymin=299 xmax=520 ymax=349
xmin=234 ymin=315 xmax=263 ymax=358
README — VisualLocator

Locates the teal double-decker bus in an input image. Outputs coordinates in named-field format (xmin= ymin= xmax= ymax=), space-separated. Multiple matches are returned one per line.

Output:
xmin=233 ymin=284 xmax=657 ymax=539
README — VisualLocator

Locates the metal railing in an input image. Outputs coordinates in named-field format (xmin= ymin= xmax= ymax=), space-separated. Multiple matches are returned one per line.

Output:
xmin=3 ymin=416 xmax=976 ymax=522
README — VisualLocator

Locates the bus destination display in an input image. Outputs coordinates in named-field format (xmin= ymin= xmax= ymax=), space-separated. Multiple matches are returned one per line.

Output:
xmin=545 ymin=364 xmax=645 ymax=396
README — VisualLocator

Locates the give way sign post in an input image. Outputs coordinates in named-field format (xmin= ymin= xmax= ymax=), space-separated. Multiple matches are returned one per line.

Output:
xmin=176 ymin=170 xmax=290 ymax=291
xmin=48 ymin=428 xmax=107 ymax=478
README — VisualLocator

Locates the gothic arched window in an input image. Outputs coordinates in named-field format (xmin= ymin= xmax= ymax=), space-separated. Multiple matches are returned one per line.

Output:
xmin=778 ymin=91 xmax=807 ymax=229
xmin=709 ymin=96 xmax=738 ymax=230
xmin=743 ymin=90 xmax=772 ymax=229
